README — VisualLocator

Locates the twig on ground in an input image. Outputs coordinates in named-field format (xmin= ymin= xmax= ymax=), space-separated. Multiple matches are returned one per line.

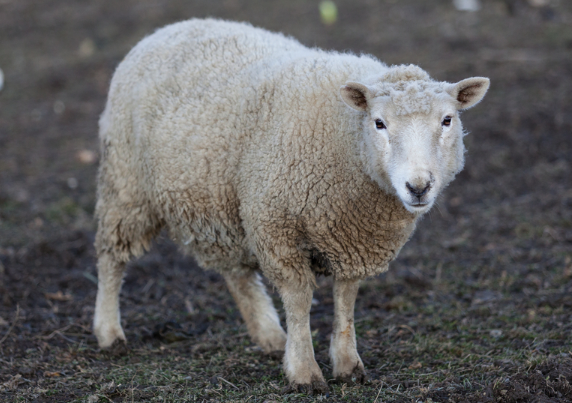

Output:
xmin=218 ymin=376 xmax=239 ymax=389
xmin=384 ymin=387 xmax=408 ymax=397
xmin=0 ymin=304 xmax=19 ymax=345
xmin=397 ymin=324 xmax=416 ymax=335
xmin=35 ymin=324 xmax=74 ymax=340
xmin=374 ymin=380 xmax=384 ymax=403
xmin=231 ymin=332 xmax=249 ymax=338
xmin=55 ymin=331 xmax=79 ymax=343
xmin=35 ymin=323 xmax=91 ymax=340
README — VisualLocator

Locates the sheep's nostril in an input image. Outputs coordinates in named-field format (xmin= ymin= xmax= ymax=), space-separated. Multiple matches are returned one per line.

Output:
xmin=405 ymin=182 xmax=431 ymax=198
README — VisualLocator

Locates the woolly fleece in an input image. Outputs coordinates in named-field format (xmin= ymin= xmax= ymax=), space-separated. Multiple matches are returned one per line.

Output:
xmin=96 ymin=19 xmax=423 ymax=284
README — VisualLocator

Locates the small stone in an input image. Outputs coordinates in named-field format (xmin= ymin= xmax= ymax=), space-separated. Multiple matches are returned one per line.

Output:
xmin=76 ymin=149 xmax=98 ymax=164
xmin=31 ymin=109 xmax=43 ymax=121
xmin=490 ymin=329 xmax=503 ymax=338
xmin=67 ymin=177 xmax=78 ymax=189
xmin=13 ymin=188 xmax=29 ymax=203
xmin=453 ymin=0 xmax=481 ymax=12
xmin=53 ymin=100 xmax=65 ymax=115
xmin=78 ymin=38 xmax=96 ymax=58
xmin=471 ymin=290 xmax=500 ymax=305
xmin=528 ymin=0 xmax=550 ymax=7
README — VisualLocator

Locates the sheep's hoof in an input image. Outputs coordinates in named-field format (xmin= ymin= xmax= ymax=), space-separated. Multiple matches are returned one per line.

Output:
xmin=101 ymin=339 xmax=128 ymax=357
xmin=266 ymin=349 xmax=285 ymax=360
xmin=282 ymin=379 xmax=329 ymax=395
xmin=257 ymin=329 xmax=287 ymax=355
xmin=334 ymin=364 xmax=367 ymax=385
xmin=94 ymin=321 xmax=126 ymax=349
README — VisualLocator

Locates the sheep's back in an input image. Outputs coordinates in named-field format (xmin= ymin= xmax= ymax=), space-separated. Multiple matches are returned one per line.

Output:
xmin=98 ymin=19 xmax=307 ymax=268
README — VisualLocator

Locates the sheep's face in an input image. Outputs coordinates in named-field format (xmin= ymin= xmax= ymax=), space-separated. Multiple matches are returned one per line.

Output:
xmin=341 ymin=72 xmax=489 ymax=215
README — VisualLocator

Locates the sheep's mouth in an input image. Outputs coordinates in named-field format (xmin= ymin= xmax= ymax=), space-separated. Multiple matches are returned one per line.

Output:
xmin=402 ymin=200 xmax=432 ymax=213
xmin=408 ymin=202 xmax=429 ymax=208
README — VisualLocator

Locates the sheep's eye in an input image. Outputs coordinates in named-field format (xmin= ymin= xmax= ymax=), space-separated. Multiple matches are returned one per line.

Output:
xmin=442 ymin=116 xmax=452 ymax=127
xmin=375 ymin=119 xmax=386 ymax=130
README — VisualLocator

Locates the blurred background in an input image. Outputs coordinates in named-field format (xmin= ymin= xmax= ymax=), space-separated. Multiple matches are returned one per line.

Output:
xmin=0 ymin=0 xmax=571 ymax=401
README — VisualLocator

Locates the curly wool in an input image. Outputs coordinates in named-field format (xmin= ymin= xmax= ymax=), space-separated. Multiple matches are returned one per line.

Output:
xmin=95 ymin=19 xmax=424 ymax=286
xmin=361 ymin=65 xmax=447 ymax=116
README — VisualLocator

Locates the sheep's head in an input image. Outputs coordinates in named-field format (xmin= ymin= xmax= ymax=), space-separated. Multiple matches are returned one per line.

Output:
xmin=340 ymin=65 xmax=489 ymax=215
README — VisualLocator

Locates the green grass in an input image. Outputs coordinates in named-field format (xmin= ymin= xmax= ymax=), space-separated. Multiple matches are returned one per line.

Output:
xmin=3 ymin=264 xmax=571 ymax=402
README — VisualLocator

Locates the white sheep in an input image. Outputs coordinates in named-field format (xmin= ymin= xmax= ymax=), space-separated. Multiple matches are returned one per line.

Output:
xmin=93 ymin=19 xmax=489 ymax=393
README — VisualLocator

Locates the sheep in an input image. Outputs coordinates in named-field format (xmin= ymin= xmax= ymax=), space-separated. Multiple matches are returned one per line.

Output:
xmin=93 ymin=18 xmax=489 ymax=393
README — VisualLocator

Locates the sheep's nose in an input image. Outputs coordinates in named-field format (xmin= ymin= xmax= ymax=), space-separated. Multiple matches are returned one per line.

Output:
xmin=406 ymin=181 xmax=431 ymax=198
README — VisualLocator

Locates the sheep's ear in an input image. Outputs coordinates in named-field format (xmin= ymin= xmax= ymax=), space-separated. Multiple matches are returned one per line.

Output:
xmin=340 ymin=82 xmax=373 ymax=111
xmin=447 ymin=77 xmax=490 ymax=110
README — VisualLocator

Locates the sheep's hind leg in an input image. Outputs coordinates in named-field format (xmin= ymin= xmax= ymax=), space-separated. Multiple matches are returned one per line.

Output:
xmin=329 ymin=278 xmax=366 ymax=384
xmin=279 ymin=281 xmax=328 ymax=395
xmin=93 ymin=199 xmax=161 ymax=349
xmin=223 ymin=270 xmax=287 ymax=355
xmin=93 ymin=252 xmax=128 ymax=348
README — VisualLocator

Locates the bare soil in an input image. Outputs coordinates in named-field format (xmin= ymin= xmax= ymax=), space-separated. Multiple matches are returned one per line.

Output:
xmin=1 ymin=0 xmax=572 ymax=401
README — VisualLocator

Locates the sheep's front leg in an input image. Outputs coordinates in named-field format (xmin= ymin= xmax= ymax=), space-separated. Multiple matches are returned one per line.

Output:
xmin=223 ymin=270 xmax=287 ymax=355
xmin=330 ymin=278 xmax=366 ymax=384
xmin=279 ymin=282 xmax=328 ymax=394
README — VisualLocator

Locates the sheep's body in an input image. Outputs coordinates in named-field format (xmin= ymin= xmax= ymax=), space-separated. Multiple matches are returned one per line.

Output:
xmin=98 ymin=19 xmax=414 ymax=280
xmin=94 ymin=19 xmax=489 ymax=393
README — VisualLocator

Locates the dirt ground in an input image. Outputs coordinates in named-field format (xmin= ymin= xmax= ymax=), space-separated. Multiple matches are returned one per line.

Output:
xmin=1 ymin=0 xmax=572 ymax=401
